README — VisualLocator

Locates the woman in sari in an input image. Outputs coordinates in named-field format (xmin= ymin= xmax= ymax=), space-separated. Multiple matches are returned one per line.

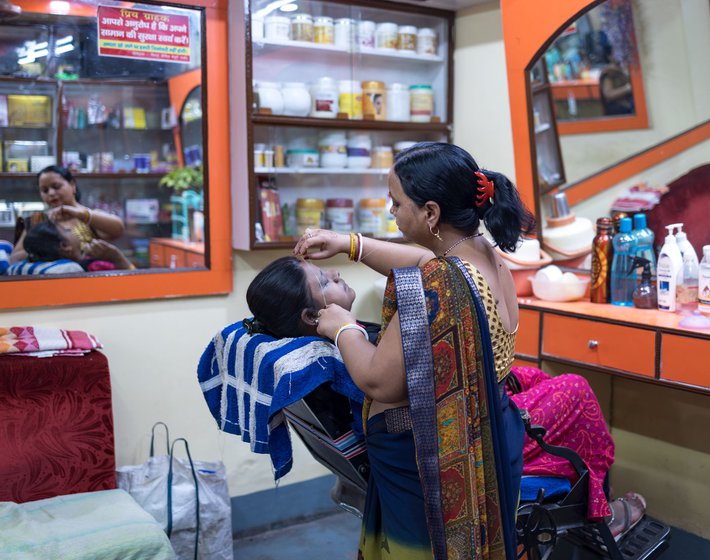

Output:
xmin=245 ymin=256 xmax=646 ymax=549
xmin=292 ymin=142 xmax=535 ymax=559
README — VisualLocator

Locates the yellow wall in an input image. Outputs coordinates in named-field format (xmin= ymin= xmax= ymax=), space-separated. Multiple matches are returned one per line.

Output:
xmin=0 ymin=0 xmax=517 ymax=502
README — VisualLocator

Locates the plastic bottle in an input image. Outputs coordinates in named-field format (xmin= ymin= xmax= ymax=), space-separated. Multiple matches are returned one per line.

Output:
xmin=698 ymin=245 xmax=710 ymax=315
xmin=632 ymin=213 xmax=656 ymax=276
xmin=656 ymin=224 xmax=683 ymax=312
xmin=610 ymin=217 xmax=636 ymax=306
xmin=632 ymin=257 xmax=657 ymax=309
xmin=674 ymin=223 xmax=699 ymax=309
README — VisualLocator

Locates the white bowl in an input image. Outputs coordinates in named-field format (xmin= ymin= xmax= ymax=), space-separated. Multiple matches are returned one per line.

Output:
xmin=529 ymin=275 xmax=590 ymax=302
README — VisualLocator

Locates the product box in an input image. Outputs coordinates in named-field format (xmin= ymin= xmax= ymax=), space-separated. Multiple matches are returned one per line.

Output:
xmin=125 ymin=198 xmax=159 ymax=225
xmin=6 ymin=158 xmax=29 ymax=172
xmin=7 ymin=95 xmax=52 ymax=127
xmin=4 ymin=140 xmax=49 ymax=161
xmin=0 ymin=95 xmax=8 ymax=127
xmin=258 ymin=186 xmax=283 ymax=242
xmin=30 ymin=155 xmax=56 ymax=172
xmin=123 ymin=107 xmax=147 ymax=129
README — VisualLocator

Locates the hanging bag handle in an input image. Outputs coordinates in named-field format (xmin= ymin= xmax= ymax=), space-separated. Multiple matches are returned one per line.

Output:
xmin=150 ymin=421 xmax=171 ymax=457
xmin=167 ymin=437 xmax=200 ymax=560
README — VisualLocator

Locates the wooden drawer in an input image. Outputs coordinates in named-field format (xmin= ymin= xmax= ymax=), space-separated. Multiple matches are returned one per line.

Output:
xmin=542 ymin=314 xmax=655 ymax=377
xmin=149 ymin=242 xmax=165 ymax=268
xmin=164 ymin=247 xmax=187 ymax=268
xmin=515 ymin=308 xmax=540 ymax=358
xmin=661 ymin=334 xmax=710 ymax=388
xmin=185 ymin=251 xmax=205 ymax=268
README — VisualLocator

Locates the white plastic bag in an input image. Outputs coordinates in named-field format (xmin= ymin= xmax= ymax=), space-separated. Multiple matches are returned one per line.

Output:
xmin=117 ymin=423 xmax=233 ymax=560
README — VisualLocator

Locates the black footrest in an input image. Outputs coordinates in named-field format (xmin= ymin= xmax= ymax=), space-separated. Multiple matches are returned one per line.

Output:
xmin=617 ymin=517 xmax=670 ymax=560
xmin=565 ymin=516 xmax=670 ymax=559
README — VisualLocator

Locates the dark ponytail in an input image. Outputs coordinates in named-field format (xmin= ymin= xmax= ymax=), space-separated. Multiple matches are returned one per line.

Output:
xmin=394 ymin=142 xmax=535 ymax=253
xmin=477 ymin=169 xmax=535 ymax=252
xmin=245 ymin=256 xmax=318 ymax=339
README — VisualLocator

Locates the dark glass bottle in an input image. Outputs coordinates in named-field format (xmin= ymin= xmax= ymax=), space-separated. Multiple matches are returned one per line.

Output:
xmin=591 ymin=217 xmax=614 ymax=303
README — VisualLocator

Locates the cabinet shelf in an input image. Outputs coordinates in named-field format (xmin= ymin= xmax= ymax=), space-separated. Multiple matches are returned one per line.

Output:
xmin=254 ymin=38 xmax=444 ymax=63
xmin=0 ymin=125 xmax=54 ymax=131
xmin=253 ymin=114 xmax=450 ymax=132
xmin=534 ymin=123 xmax=552 ymax=134
xmin=255 ymin=167 xmax=390 ymax=175
xmin=63 ymin=127 xmax=174 ymax=133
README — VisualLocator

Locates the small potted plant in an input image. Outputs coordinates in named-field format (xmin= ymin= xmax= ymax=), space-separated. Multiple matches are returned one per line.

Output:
xmin=158 ymin=165 xmax=203 ymax=193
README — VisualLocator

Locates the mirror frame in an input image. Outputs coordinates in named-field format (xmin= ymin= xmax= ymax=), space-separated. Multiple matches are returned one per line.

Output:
xmin=502 ymin=0 xmax=605 ymax=219
xmin=3 ymin=0 xmax=232 ymax=309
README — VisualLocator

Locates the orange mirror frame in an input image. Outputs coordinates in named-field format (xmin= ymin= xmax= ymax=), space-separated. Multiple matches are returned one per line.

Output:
xmin=501 ymin=0 xmax=602 ymax=215
xmin=3 ymin=0 xmax=232 ymax=309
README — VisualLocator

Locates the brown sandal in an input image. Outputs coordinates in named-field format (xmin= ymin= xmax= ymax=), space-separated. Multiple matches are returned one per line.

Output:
xmin=608 ymin=492 xmax=647 ymax=541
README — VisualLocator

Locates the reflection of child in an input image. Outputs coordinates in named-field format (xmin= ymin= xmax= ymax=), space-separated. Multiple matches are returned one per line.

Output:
xmin=372 ymin=93 xmax=383 ymax=116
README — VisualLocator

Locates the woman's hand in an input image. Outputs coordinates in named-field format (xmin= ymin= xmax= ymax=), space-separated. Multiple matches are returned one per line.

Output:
xmin=47 ymin=204 xmax=87 ymax=223
xmin=316 ymin=303 xmax=356 ymax=340
xmin=293 ymin=228 xmax=350 ymax=260
xmin=82 ymin=239 xmax=132 ymax=269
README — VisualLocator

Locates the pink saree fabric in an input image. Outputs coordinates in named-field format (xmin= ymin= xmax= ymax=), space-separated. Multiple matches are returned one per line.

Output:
xmin=509 ymin=366 xmax=614 ymax=520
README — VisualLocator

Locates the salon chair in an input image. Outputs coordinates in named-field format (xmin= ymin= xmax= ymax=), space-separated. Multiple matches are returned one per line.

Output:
xmin=283 ymin=385 xmax=671 ymax=560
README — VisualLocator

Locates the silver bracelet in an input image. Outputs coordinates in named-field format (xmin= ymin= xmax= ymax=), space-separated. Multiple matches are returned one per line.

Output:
xmin=334 ymin=323 xmax=368 ymax=348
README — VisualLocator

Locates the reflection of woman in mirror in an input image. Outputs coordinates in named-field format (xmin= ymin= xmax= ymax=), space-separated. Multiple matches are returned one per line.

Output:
xmin=10 ymin=165 xmax=125 ymax=263
xmin=8 ymin=221 xmax=133 ymax=275
xmin=599 ymin=45 xmax=634 ymax=115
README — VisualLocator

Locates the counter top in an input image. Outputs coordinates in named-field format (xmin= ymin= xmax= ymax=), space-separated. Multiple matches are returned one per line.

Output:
xmin=518 ymin=297 xmax=710 ymax=339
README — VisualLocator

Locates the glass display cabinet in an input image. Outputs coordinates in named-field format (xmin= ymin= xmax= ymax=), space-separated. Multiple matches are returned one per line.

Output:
xmin=242 ymin=0 xmax=455 ymax=249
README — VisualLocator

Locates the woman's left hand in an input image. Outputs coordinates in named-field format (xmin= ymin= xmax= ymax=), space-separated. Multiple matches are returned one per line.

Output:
xmin=316 ymin=303 xmax=356 ymax=340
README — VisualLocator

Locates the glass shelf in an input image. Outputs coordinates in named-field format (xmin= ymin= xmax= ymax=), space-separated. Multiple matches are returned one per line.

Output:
xmin=255 ymin=167 xmax=389 ymax=175
xmin=254 ymin=38 xmax=444 ymax=63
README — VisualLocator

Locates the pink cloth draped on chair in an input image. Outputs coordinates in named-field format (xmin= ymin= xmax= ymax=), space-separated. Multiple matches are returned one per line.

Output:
xmin=509 ymin=365 xmax=615 ymax=520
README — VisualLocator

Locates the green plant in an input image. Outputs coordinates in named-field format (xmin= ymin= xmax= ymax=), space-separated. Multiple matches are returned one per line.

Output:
xmin=159 ymin=165 xmax=204 ymax=192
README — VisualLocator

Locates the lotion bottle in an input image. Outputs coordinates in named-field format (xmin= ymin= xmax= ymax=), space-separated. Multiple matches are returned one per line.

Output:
xmin=674 ymin=223 xmax=699 ymax=309
xmin=656 ymin=225 xmax=683 ymax=312
xmin=699 ymin=245 xmax=710 ymax=315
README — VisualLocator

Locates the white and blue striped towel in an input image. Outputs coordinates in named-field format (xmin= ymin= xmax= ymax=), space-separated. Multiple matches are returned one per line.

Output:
xmin=197 ymin=321 xmax=364 ymax=479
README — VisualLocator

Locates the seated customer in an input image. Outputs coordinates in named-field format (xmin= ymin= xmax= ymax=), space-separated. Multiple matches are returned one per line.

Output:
xmin=8 ymin=220 xmax=133 ymax=275
xmin=246 ymin=256 xmax=646 ymax=537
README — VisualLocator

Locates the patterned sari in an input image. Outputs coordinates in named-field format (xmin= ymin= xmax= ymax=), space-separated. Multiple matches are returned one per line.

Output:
xmin=359 ymin=257 xmax=524 ymax=560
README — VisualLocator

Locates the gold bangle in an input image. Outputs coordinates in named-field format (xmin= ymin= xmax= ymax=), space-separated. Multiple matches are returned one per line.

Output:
xmin=348 ymin=232 xmax=356 ymax=261
xmin=82 ymin=207 xmax=90 ymax=223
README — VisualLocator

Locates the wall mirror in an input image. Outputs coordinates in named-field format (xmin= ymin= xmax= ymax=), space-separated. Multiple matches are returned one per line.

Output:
xmin=504 ymin=0 xmax=710 ymax=268
xmin=1 ymin=0 xmax=231 ymax=308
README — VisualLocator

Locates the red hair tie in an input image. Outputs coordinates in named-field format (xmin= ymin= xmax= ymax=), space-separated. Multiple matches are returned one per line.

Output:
xmin=474 ymin=171 xmax=495 ymax=207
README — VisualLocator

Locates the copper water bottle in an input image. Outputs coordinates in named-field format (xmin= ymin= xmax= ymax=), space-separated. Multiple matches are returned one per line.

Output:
xmin=591 ymin=217 xmax=614 ymax=303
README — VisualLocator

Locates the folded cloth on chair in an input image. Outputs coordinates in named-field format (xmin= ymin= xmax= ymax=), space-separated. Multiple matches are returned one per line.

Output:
xmin=0 ymin=326 xmax=102 ymax=357
xmin=197 ymin=321 xmax=364 ymax=479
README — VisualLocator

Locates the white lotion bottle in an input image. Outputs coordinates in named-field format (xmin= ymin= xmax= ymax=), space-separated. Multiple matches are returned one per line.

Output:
xmin=656 ymin=225 xmax=683 ymax=312
xmin=674 ymin=223 xmax=700 ymax=308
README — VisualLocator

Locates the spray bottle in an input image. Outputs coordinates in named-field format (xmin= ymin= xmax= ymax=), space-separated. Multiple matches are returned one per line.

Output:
xmin=656 ymin=224 xmax=683 ymax=312
xmin=631 ymin=256 xmax=657 ymax=309
xmin=674 ymin=223 xmax=699 ymax=309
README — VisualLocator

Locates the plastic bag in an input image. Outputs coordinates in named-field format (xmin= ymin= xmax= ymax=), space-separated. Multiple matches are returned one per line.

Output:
xmin=117 ymin=423 xmax=233 ymax=560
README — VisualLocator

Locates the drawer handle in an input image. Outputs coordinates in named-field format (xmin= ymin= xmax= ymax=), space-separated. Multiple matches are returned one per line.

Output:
xmin=588 ymin=340 xmax=599 ymax=350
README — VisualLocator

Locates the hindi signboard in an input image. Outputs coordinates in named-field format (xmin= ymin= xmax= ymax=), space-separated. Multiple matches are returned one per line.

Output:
xmin=97 ymin=6 xmax=191 ymax=63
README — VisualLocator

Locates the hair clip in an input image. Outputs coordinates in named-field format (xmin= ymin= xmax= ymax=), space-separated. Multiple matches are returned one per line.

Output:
xmin=242 ymin=317 xmax=256 ymax=335
xmin=474 ymin=171 xmax=495 ymax=207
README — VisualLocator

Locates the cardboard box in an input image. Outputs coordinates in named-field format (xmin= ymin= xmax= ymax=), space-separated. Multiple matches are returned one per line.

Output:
xmin=7 ymin=95 xmax=52 ymax=127
xmin=6 ymin=158 xmax=29 ymax=172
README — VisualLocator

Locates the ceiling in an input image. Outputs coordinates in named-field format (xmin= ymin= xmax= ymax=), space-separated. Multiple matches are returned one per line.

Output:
xmin=385 ymin=0 xmax=492 ymax=13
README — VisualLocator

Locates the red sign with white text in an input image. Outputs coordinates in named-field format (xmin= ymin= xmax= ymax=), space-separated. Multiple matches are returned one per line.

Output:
xmin=97 ymin=5 xmax=191 ymax=63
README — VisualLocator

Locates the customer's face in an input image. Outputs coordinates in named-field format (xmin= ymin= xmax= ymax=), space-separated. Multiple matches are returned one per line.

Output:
xmin=38 ymin=172 xmax=76 ymax=207
xmin=300 ymin=261 xmax=355 ymax=311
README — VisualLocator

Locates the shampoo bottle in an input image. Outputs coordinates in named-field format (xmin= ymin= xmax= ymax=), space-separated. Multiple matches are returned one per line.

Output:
xmin=656 ymin=225 xmax=683 ymax=312
xmin=633 ymin=213 xmax=656 ymax=275
xmin=674 ymin=224 xmax=699 ymax=309
xmin=699 ymin=245 xmax=710 ymax=315
xmin=610 ymin=217 xmax=636 ymax=306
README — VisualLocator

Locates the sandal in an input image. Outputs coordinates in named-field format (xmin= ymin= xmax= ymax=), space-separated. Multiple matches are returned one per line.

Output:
xmin=607 ymin=492 xmax=647 ymax=541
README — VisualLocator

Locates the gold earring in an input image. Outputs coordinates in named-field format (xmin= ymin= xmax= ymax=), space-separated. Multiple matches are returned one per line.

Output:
xmin=429 ymin=225 xmax=443 ymax=241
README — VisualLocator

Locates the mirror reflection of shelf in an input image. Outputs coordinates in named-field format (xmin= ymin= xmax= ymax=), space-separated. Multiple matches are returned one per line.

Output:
xmin=255 ymin=167 xmax=389 ymax=175
xmin=254 ymin=38 xmax=443 ymax=63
